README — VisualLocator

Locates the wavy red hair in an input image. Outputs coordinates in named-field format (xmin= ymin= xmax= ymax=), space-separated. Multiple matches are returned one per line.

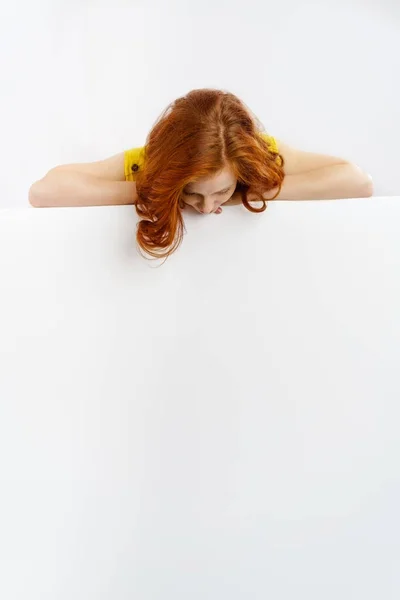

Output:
xmin=135 ymin=88 xmax=285 ymax=260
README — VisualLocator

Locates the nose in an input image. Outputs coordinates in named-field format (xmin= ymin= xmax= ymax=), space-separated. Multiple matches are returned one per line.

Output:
xmin=200 ymin=202 xmax=215 ymax=214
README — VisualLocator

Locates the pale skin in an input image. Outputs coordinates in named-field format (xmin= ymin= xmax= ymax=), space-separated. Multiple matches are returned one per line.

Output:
xmin=29 ymin=139 xmax=373 ymax=209
xmin=179 ymin=140 xmax=374 ymax=215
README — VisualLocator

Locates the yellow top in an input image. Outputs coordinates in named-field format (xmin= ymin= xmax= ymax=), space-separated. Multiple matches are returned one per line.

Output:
xmin=124 ymin=133 xmax=279 ymax=181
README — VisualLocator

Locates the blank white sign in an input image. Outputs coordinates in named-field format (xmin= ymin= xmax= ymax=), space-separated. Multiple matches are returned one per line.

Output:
xmin=1 ymin=197 xmax=399 ymax=599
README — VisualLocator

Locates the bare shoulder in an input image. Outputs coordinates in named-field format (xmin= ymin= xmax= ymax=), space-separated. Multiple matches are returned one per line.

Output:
xmin=49 ymin=151 xmax=126 ymax=181
xmin=275 ymin=139 xmax=349 ymax=175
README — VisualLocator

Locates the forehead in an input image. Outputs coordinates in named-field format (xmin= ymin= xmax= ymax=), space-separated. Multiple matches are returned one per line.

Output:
xmin=185 ymin=167 xmax=236 ymax=191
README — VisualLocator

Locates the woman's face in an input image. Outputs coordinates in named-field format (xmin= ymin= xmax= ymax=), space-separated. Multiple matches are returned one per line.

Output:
xmin=180 ymin=167 xmax=237 ymax=214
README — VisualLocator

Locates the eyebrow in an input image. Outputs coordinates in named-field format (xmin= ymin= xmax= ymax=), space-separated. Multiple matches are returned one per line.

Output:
xmin=184 ymin=184 xmax=234 ymax=196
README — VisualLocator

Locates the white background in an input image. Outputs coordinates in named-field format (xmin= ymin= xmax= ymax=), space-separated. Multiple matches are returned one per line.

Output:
xmin=1 ymin=1 xmax=400 ymax=599
xmin=1 ymin=198 xmax=400 ymax=598
xmin=0 ymin=0 xmax=399 ymax=206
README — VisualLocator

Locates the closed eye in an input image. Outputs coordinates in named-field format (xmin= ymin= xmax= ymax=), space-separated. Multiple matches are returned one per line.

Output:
xmin=185 ymin=187 xmax=232 ymax=196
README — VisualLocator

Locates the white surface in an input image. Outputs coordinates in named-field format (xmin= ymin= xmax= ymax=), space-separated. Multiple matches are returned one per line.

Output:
xmin=1 ymin=198 xmax=400 ymax=599
xmin=1 ymin=0 xmax=400 ymax=209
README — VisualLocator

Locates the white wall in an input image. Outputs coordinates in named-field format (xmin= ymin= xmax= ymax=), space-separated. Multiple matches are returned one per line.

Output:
xmin=1 ymin=1 xmax=400 ymax=598
xmin=0 ymin=0 xmax=399 ymax=208
xmin=1 ymin=198 xmax=400 ymax=599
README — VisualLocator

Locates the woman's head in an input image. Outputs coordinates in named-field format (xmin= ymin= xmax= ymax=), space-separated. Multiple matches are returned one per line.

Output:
xmin=181 ymin=165 xmax=237 ymax=214
xmin=135 ymin=88 xmax=284 ymax=260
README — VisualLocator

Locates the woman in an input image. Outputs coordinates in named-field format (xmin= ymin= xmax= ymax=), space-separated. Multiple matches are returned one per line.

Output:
xmin=29 ymin=88 xmax=373 ymax=259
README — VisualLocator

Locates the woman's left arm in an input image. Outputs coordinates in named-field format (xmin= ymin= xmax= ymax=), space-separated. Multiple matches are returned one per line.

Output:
xmin=265 ymin=140 xmax=374 ymax=200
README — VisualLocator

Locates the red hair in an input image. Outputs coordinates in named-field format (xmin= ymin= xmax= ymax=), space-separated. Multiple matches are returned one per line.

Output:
xmin=135 ymin=88 xmax=285 ymax=260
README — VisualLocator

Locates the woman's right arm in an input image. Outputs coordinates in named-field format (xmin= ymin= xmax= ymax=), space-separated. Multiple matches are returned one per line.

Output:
xmin=29 ymin=152 xmax=138 ymax=207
